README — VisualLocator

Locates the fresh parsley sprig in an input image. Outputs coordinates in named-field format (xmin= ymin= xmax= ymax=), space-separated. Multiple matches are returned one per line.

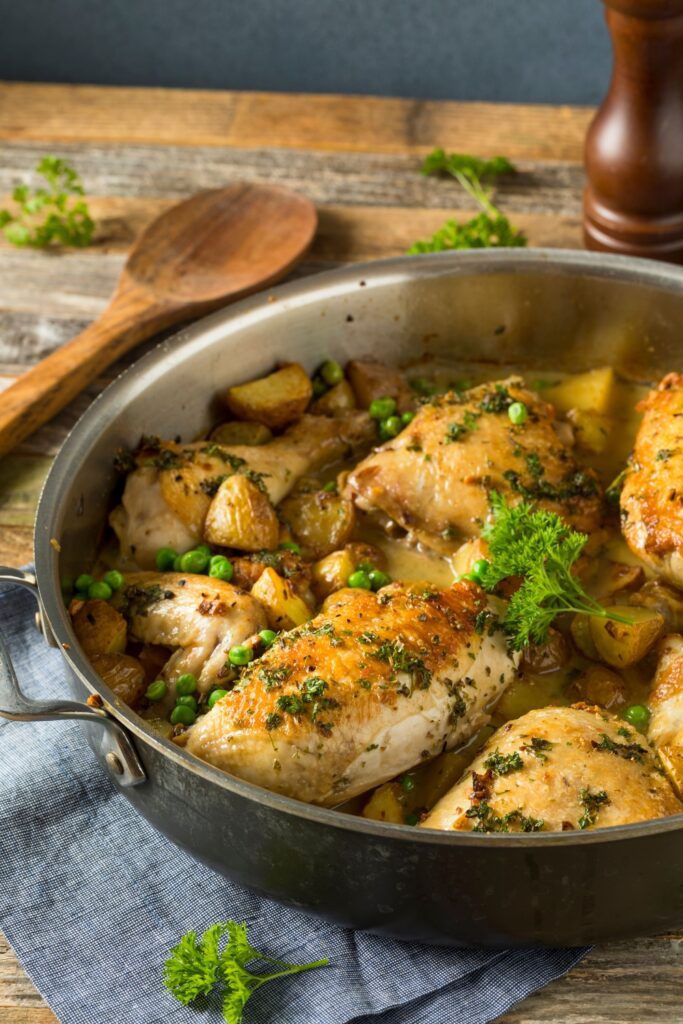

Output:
xmin=0 ymin=156 xmax=94 ymax=248
xmin=409 ymin=149 xmax=526 ymax=254
xmin=475 ymin=492 xmax=631 ymax=650
xmin=164 ymin=920 xmax=328 ymax=1024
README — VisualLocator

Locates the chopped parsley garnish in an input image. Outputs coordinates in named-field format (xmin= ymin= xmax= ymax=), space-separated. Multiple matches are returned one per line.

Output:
xmin=444 ymin=411 xmax=479 ymax=444
xmin=259 ymin=666 xmax=291 ymax=690
xmin=483 ymin=750 xmax=524 ymax=777
xmin=465 ymin=801 xmax=544 ymax=833
xmin=656 ymin=448 xmax=676 ymax=462
xmin=592 ymin=732 xmax=647 ymax=763
xmin=199 ymin=475 xmax=228 ymax=496
xmin=371 ymin=639 xmax=432 ymax=690
xmin=265 ymin=712 xmax=283 ymax=731
xmin=578 ymin=788 xmax=610 ymax=830
xmin=479 ymin=385 xmax=514 ymax=414
xmin=521 ymin=736 xmax=554 ymax=762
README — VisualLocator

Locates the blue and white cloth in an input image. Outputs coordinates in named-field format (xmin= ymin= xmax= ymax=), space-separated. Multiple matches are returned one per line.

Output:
xmin=0 ymin=581 xmax=586 ymax=1024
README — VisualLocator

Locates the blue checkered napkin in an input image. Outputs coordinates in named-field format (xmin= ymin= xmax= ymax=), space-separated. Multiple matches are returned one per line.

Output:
xmin=0 ymin=581 xmax=586 ymax=1024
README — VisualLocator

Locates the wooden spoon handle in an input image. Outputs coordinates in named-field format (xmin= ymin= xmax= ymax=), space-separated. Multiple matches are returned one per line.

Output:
xmin=0 ymin=286 xmax=178 ymax=458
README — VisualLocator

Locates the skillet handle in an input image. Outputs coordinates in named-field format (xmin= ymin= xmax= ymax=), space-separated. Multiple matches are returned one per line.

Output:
xmin=0 ymin=568 xmax=146 ymax=788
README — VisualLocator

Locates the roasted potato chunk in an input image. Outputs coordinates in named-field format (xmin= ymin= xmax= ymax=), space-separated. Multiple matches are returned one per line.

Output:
xmin=231 ymin=551 xmax=313 ymax=599
xmin=362 ymin=782 xmax=405 ymax=824
xmin=250 ymin=567 xmax=313 ymax=630
xmin=570 ymin=614 xmax=600 ymax=660
xmin=312 ymin=548 xmax=355 ymax=599
xmin=311 ymin=380 xmax=356 ymax=416
xmin=71 ymin=600 xmax=127 ymax=656
xmin=544 ymin=366 xmax=616 ymax=416
xmin=567 ymin=408 xmax=614 ymax=454
xmin=89 ymin=652 xmax=146 ymax=708
xmin=224 ymin=363 xmax=312 ymax=429
xmin=590 ymin=605 xmax=665 ymax=668
xmin=346 ymin=359 xmax=414 ymax=413
xmin=279 ymin=488 xmax=356 ymax=559
xmin=209 ymin=421 xmax=273 ymax=446
xmin=204 ymin=475 xmax=279 ymax=551
xmin=570 ymin=663 xmax=626 ymax=710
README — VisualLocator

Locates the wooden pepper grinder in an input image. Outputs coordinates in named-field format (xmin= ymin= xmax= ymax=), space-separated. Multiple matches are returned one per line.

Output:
xmin=584 ymin=0 xmax=683 ymax=262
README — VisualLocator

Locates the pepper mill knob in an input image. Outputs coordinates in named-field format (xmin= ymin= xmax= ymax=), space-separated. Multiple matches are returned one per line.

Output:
xmin=584 ymin=0 xmax=683 ymax=262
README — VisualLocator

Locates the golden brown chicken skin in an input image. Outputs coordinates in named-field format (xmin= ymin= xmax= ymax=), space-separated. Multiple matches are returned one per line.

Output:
xmin=185 ymin=580 xmax=518 ymax=805
xmin=621 ymin=373 xmax=683 ymax=587
xmin=648 ymin=634 xmax=683 ymax=799
xmin=421 ymin=704 xmax=682 ymax=833
xmin=345 ymin=377 xmax=602 ymax=553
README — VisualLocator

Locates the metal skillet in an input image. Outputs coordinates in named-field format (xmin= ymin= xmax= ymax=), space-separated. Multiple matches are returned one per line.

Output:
xmin=3 ymin=248 xmax=683 ymax=947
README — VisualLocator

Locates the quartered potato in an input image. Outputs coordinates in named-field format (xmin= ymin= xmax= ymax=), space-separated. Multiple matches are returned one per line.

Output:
xmin=209 ymin=421 xmax=273 ymax=446
xmin=310 ymin=380 xmax=356 ymax=416
xmin=346 ymin=359 xmax=414 ymax=412
xmin=89 ymin=651 xmax=146 ymax=708
xmin=71 ymin=600 xmax=127 ymax=656
xmin=250 ymin=566 xmax=313 ymax=630
xmin=544 ymin=366 xmax=616 ymax=416
xmin=362 ymin=782 xmax=405 ymax=824
xmin=570 ymin=663 xmax=626 ymax=710
xmin=204 ymin=474 xmax=279 ymax=551
xmin=571 ymin=613 xmax=600 ymax=660
xmin=224 ymin=363 xmax=312 ymax=429
xmin=589 ymin=605 xmax=665 ymax=668
xmin=278 ymin=488 xmax=356 ymax=559
xmin=567 ymin=408 xmax=615 ymax=454
xmin=312 ymin=548 xmax=355 ymax=599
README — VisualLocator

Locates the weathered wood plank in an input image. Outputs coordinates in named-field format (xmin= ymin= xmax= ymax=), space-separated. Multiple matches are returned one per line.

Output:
xmin=0 ymin=141 xmax=584 ymax=215
xmin=0 ymin=84 xmax=593 ymax=161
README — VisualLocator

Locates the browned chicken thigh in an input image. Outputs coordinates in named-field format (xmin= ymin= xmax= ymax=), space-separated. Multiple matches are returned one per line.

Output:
xmin=345 ymin=377 xmax=602 ymax=552
xmin=621 ymin=373 xmax=683 ymax=587
xmin=185 ymin=580 xmax=518 ymax=805
xmin=422 ymin=704 xmax=682 ymax=833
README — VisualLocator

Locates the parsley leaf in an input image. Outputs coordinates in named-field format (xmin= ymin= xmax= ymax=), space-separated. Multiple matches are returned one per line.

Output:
xmin=409 ymin=149 xmax=526 ymax=254
xmin=478 ymin=492 xmax=632 ymax=649
xmin=164 ymin=920 xmax=327 ymax=1024
xmin=0 ymin=156 xmax=94 ymax=248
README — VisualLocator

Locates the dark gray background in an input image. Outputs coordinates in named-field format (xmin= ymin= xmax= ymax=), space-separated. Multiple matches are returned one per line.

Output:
xmin=0 ymin=0 xmax=611 ymax=105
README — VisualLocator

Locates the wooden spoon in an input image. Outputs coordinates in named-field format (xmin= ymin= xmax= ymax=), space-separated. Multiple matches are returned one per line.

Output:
xmin=0 ymin=183 xmax=317 ymax=457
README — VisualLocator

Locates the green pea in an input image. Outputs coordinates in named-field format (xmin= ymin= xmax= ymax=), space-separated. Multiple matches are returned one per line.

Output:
xmin=103 ymin=569 xmax=124 ymax=591
xmin=320 ymin=360 xmax=344 ymax=386
xmin=179 ymin=549 xmax=210 ymax=574
xmin=195 ymin=544 xmax=212 ymax=557
xmin=312 ymin=376 xmax=327 ymax=397
xmin=88 ymin=581 xmax=112 ymax=601
xmin=176 ymin=694 xmax=198 ymax=711
xmin=176 ymin=673 xmax=197 ymax=696
xmin=508 ymin=401 xmax=528 ymax=425
xmin=369 ymin=569 xmax=392 ymax=591
xmin=207 ymin=688 xmax=228 ymax=709
xmin=209 ymin=555 xmax=234 ymax=581
xmin=623 ymin=704 xmax=650 ymax=730
xmin=471 ymin=558 xmax=490 ymax=582
xmin=348 ymin=570 xmax=372 ymax=590
xmin=155 ymin=547 xmax=177 ymax=571
xmin=170 ymin=704 xmax=197 ymax=726
xmin=369 ymin=396 xmax=397 ymax=420
xmin=410 ymin=377 xmax=436 ymax=397
xmin=401 ymin=411 xmax=415 ymax=426
xmin=145 ymin=679 xmax=167 ymax=702
xmin=322 ymin=480 xmax=338 ymax=493
xmin=173 ymin=555 xmax=184 ymax=571
xmin=279 ymin=541 xmax=302 ymax=555
xmin=75 ymin=573 xmax=94 ymax=593
xmin=379 ymin=415 xmax=403 ymax=440
xmin=404 ymin=812 xmax=420 ymax=826
xmin=259 ymin=629 xmax=278 ymax=647
xmin=228 ymin=645 xmax=253 ymax=666
xmin=400 ymin=774 xmax=416 ymax=792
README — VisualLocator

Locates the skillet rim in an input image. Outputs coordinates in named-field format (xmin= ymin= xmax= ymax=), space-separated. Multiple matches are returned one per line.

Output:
xmin=34 ymin=246 xmax=683 ymax=847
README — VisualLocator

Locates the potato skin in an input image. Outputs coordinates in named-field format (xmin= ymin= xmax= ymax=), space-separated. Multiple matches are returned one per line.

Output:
xmin=204 ymin=475 xmax=280 ymax=551
xmin=250 ymin=567 xmax=313 ymax=630
xmin=346 ymin=359 xmax=414 ymax=412
xmin=89 ymin=652 xmax=146 ymax=709
xmin=71 ymin=600 xmax=127 ymax=656
xmin=310 ymin=380 xmax=356 ymax=416
xmin=209 ymin=421 xmax=273 ymax=446
xmin=279 ymin=488 xmax=356 ymax=559
xmin=589 ymin=605 xmax=664 ymax=668
xmin=224 ymin=363 xmax=312 ymax=429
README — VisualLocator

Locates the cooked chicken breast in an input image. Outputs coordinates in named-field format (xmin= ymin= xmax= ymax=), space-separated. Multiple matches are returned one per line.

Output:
xmin=421 ymin=704 xmax=681 ymax=832
xmin=648 ymin=634 xmax=683 ymax=799
xmin=345 ymin=377 xmax=602 ymax=553
xmin=110 ymin=410 xmax=374 ymax=568
xmin=621 ymin=373 xmax=683 ymax=586
xmin=185 ymin=580 xmax=518 ymax=805
xmin=117 ymin=573 xmax=267 ymax=706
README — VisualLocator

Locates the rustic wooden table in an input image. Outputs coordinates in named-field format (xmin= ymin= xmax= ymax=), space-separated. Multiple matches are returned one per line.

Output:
xmin=0 ymin=82 xmax=680 ymax=1023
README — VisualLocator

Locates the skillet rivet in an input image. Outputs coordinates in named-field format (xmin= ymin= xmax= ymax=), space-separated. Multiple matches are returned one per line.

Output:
xmin=105 ymin=752 xmax=124 ymax=776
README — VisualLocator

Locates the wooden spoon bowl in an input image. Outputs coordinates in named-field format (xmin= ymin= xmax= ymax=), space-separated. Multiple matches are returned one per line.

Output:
xmin=0 ymin=183 xmax=317 ymax=457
